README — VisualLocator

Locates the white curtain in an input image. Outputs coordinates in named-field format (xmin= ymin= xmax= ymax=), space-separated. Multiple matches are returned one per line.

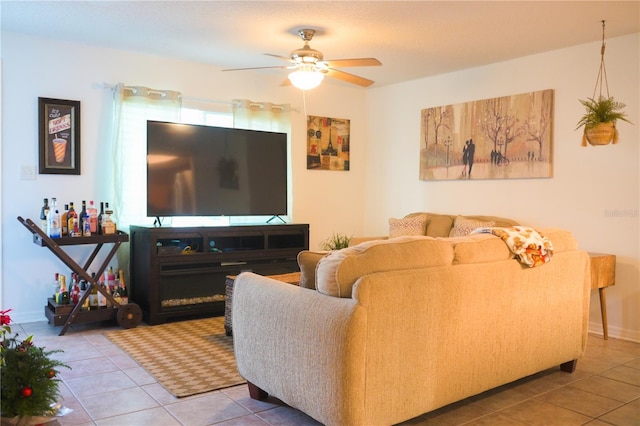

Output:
xmin=232 ymin=99 xmax=292 ymax=224
xmin=111 ymin=84 xmax=182 ymax=230
xmin=232 ymin=99 xmax=291 ymax=132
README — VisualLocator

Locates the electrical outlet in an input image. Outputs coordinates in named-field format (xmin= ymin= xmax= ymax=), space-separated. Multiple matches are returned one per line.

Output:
xmin=20 ymin=165 xmax=36 ymax=180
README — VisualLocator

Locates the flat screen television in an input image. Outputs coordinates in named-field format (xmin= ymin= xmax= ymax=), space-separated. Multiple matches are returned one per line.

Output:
xmin=146 ymin=120 xmax=288 ymax=218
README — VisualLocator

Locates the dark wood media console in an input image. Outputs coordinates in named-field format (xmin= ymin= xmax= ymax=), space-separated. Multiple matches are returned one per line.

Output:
xmin=129 ymin=224 xmax=309 ymax=325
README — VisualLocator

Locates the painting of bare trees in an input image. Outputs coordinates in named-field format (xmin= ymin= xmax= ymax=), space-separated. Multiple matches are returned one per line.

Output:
xmin=420 ymin=89 xmax=553 ymax=180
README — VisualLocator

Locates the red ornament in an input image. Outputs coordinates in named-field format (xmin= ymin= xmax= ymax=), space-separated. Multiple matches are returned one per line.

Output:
xmin=21 ymin=386 xmax=33 ymax=398
xmin=46 ymin=370 xmax=56 ymax=379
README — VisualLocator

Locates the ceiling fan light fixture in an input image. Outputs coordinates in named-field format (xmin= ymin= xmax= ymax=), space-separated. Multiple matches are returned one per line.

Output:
xmin=288 ymin=69 xmax=324 ymax=90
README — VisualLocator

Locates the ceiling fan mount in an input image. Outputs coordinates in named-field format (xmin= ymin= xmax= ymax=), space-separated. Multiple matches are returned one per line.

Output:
xmin=222 ymin=28 xmax=382 ymax=88
xmin=290 ymin=29 xmax=324 ymax=64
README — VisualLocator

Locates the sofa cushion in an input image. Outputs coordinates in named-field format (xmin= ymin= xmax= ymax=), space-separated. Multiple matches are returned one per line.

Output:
xmin=316 ymin=236 xmax=454 ymax=298
xmin=447 ymin=234 xmax=514 ymax=264
xmin=297 ymin=250 xmax=328 ymax=290
xmin=451 ymin=216 xmax=496 ymax=237
xmin=404 ymin=212 xmax=518 ymax=238
xmin=389 ymin=215 xmax=429 ymax=238
xmin=425 ymin=214 xmax=455 ymax=237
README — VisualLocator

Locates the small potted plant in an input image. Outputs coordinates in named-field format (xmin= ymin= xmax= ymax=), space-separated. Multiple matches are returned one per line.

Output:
xmin=1 ymin=309 xmax=70 ymax=425
xmin=320 ymin=233 xmax=351 ymax=251
xmin=576 ymin=96 xmax=632 ymax=146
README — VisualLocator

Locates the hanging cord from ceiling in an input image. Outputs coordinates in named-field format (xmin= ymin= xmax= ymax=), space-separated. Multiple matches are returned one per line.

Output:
xmin=592 ymin=20 xmax=610 ymax=100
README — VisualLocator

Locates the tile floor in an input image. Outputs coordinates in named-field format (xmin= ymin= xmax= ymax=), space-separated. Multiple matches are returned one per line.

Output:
xmin=12 ymin=320 xmax=639 ymax=426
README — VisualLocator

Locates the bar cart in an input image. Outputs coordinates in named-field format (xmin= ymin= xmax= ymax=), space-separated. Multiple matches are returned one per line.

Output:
xmin=17 ymin=216 xmax=142 ymax=336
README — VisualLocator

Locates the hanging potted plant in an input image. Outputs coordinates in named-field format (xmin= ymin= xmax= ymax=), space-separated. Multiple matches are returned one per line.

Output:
xmin=576 ymin=96 xmax=632 ymax=146
xmin=576 ymin=20 xmax=633 ymax=146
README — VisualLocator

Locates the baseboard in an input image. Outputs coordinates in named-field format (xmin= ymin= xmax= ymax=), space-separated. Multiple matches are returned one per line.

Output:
xmin=9 ymin=309 xmax=48 ymax=326
xmin=589 ymin=320 xmax=640 ymax=343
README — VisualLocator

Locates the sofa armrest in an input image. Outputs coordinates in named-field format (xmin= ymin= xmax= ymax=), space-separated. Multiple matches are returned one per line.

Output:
xmin=232 ymin=272 xmax=366 ymax=424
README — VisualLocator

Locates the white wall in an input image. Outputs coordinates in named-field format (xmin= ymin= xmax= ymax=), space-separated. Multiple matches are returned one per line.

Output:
xmin=0 ymin=32 xmax=369 ymax=323
xmin=364 ymin=33 xmax=639 ymax=341
xmin=2 ymin=31 xmax=638 ymax=342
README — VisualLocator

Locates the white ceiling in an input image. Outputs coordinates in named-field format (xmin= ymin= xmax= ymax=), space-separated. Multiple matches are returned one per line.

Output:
xmin=2 ymin=1 xmax=639 ymax=88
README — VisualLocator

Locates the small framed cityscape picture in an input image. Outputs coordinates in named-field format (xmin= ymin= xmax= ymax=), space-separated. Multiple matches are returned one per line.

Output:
xmin=38 ymin=97 xmax=81 ymax=175
xmin=306 ymin=115 xmax=350 ymax=171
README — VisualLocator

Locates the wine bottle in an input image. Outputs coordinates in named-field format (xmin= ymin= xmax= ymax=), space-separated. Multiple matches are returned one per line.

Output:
xmin=70 ymin=273 xmax=81 ymax=304
xmin=97 ymin=274 xmax=107 ymax=308
xmin=89 ymin=272 xmax=99 ymax=309
xmin=40 ymin=198 xmax=50 ymax=234
xmin=59 ymin=275 xmax=70 ymax=305
xmin=98 ymin=202 xmax=105 ymax=235
xmin=106 ymin=267 xmax=116 ymax=292
xmin=118 ymin=269 xmax=128 ymax=304
xmin=52 ymin=272 xmax=60 ymax=299
xmin=79 ymin=278 xmax=90 ymax=310
xmin=79 ymin=201 xmax=88 ymax=236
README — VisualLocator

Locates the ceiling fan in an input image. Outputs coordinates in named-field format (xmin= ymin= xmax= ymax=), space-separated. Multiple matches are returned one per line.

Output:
xmin=222 ymin=29 xmax=382 ymax=89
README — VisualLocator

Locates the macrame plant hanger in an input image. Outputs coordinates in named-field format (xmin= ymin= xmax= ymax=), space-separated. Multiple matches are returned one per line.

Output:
xmin=593 ymin=21 xmax=610 ymax=103
xmin=582 ymin=20 xmax=618 ymax=146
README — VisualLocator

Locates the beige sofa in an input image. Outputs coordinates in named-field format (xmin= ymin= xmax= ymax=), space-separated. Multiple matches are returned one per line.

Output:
xmin=231 ymin=216 xmax=591 ymax=426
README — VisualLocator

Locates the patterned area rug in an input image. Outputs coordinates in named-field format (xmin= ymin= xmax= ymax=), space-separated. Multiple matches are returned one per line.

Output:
xmin=104 ymin=316 xmax=244 ymax=398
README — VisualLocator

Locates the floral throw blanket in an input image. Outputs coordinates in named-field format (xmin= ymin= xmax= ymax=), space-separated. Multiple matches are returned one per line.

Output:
xmin=471 ymin=226 xmax=553 ymax=267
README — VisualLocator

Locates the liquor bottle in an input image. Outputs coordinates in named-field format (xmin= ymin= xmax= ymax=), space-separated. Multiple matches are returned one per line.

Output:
xmin=89 ymin=272 xmax=99 ymax=309
xmin=87 ymin=200 xmax=98 ymax=234
xmin=67 ymin=202 xmax=80 ymax=237
xmin=97 ymin=274 xmax=108 ymax=308
xmin=79 ymin=278 xmax=90 ymax=310
xmin=79 ymin=201 xmax=88 ymax=235
xmin=40 ymin=198 xmax=50 ymax=234
xmin=70 ymin=273 xmax=81 ymax=304
xmin=52 ymin=272 xmax=60 ymax=299
xmin=118 ymin=269 xmax=128 ymax=305
xmin=61 ymin=204 xmax=69 ymax=237
xmin=82 ymin=211 xmax=91 ymax=237
xmin=48 ymin=208 xmax=61 ymax=238
xmin=59 ymin=275 xmax=70 ymax=305
xmin=98 ymin=202 xmax=105 ymax=235
xmin=102 ymin=209 xmax=116 ymax=235
xmin=106 ymin=267 xmax=116 ymax=293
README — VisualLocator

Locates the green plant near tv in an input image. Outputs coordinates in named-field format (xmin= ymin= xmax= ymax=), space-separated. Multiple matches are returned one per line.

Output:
xmin=321 ymin=233 xmax=351 ymax=251
xmin=576 ymin=96 xmax=632 ymax=146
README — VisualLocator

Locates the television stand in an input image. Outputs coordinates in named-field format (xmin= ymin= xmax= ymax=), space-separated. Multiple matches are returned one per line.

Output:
xmin=129 ymin=223 xmax=309 ymax=325
xmin=266 ymin=215 xmax=286 ymax=224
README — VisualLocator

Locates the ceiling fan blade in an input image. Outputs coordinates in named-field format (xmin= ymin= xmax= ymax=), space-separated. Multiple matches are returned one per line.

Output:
xmin=222 ymin=65 xmax=288 ymax=72
xmin=265 ymin=53 xmax=292 ymax=62
xmin=325 ymin=68 xmax=375 ymax=87
xmin=323 ymin=58 xmax=381 ymax=68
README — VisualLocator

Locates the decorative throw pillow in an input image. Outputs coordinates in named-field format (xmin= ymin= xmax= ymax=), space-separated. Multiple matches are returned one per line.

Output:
xmin=451 ymin=216 xmax=495 ymax=237
xmin=296 ymin=250 xmax=328 ymax=290
xmin=388 ymin=215 xmax=428 ymax=238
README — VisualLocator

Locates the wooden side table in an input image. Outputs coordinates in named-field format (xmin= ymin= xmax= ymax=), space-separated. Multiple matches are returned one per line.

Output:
xmin=588 ymin=252 xmax=616 ymax=340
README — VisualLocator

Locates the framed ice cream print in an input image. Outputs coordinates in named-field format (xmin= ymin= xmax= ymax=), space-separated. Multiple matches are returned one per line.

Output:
xmin=38 ymin=97 xmax=81 ymax=175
